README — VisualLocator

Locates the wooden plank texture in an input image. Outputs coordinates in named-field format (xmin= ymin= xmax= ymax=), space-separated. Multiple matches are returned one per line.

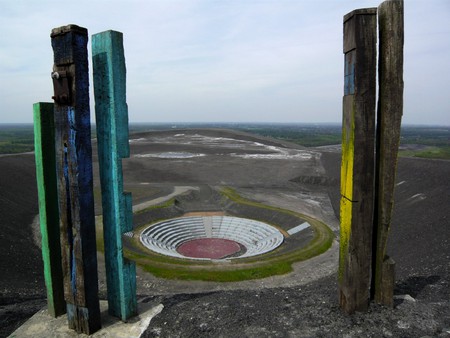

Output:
xmin=92 ymin=30 xmax=137 ymax=321
xmin=33 ymin=102 xmax=66 ymax=317
xmin=51 ymin=24 xmax=101 ymax=334
xmin=372 ymin=0 xmax=404 ymax=306
xmin=339 ymin=8 xmax=377 ymax=314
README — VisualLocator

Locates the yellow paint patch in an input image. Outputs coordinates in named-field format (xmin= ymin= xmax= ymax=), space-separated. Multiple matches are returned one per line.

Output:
xmin=339 ymin=96 xmax=355 ymax=280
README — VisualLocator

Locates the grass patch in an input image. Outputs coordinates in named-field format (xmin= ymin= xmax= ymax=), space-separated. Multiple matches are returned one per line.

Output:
xmin=135 ymin=197 xmax=176 ymax=214
xmin=399 ymin=146 xmax=450 ymax=160
xmin=0 ymin=124 xmax=34 ymax=154
xmin=141 ymin=261 xmax=293 ymax=282
xmin=413 ymin=146 xmax=450 ymax=159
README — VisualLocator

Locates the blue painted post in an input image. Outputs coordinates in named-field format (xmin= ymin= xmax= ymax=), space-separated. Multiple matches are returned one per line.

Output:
xmin=92 ymin=30 xmax=137 ymax=321
xmin=51 ymin=25 xmax=101 ymax=334
xmin=33 ymin=102 xmax=66 ymax=317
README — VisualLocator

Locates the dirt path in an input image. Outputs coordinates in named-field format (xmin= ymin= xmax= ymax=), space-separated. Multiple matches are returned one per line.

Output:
xmin=132 ymin=186 xmax=198 ymax=212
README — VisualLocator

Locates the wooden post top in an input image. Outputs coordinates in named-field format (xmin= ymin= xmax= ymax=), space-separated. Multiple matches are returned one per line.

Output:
xmin=51 ymin=24 xmax=87 ymax=38
xmin=343 ymin=7 xmax=377 ymax=54
xmin=344 ymin=8 xmax=377 ymax=23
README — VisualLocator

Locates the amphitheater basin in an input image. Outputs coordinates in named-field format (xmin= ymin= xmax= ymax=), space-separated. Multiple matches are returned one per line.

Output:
xmin=140 ymin=216 xmax=284 ymax=260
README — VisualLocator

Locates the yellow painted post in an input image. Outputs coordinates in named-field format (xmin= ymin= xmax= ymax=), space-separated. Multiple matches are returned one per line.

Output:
xmin=339 ymin=8 xmax=377 ymax=314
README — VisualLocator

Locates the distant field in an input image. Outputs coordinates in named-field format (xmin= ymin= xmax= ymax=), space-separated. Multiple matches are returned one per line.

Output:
xmin=0 ymin=124 xmax=35 ymax=154
xmin=397 ymin=126 xmax=450 ymax=159
xmin=1 ymin=123 xmax=449 ymax=159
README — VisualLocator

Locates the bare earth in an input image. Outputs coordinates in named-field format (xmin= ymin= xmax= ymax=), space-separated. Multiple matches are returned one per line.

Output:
xmin=0 ymin=129 xmax=449 ymax=337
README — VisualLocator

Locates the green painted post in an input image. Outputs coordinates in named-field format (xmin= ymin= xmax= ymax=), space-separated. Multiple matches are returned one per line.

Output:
xmin=33 ymin=102 xmax=66 ymax=317
xmin=372 ymin=0 xmax=404 ymax=307
xmin=51 ymin=24 xmax=101 ymax=334
xmin=92 ymin=30 xmax=137 ymax=321
xmin=339 ymin=8 xmax=377 ymax=314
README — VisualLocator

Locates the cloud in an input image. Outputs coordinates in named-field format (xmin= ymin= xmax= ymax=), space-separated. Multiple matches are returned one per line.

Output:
xmin=0 ymin=0 xmax=449 ymax=125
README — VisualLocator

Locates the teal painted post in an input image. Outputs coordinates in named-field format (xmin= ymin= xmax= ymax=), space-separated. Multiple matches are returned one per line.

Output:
xmin=33 ymin=102 xmax=66 ymax=317
xmin=92 ymin=30 xmax=137 ymax=321
xmin=51 ymin=25 xmax=101 ymax=334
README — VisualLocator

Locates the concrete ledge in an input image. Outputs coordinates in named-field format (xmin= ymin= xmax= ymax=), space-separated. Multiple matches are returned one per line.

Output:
xmin=10 ymin=300 xmax=163 ymax=338
xmin=287 ymin=222 xmax=311 ymax=235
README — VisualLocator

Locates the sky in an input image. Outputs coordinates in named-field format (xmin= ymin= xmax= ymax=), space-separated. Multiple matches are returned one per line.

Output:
xmin=1 ymin=0 xmax=449 ymax=125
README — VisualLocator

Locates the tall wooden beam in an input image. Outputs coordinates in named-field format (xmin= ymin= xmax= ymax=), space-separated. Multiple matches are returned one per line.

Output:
xmin=372 ymin=0 xmax=404 ymax=307
xmin=33 ymin=102 xmax=66 ymax=317
xmin=339 ymin=8 xmax=377 ymax=314
xmin=92 ymin=30 xmax=137 ymax=321
xmin=51 ymin=24 xmax=101 ymax=334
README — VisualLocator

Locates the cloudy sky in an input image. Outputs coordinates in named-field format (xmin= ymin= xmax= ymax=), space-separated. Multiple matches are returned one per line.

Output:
xmin=1 ymin=0 xmax=449 ymax=125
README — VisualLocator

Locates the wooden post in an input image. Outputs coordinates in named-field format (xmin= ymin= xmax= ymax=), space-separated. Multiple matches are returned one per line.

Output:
xmin=92 ymin=30 xmax=137 ymax=321
xmin=339 ymin=8 xmax=377 ymax=314
xmin=371 ymin=0 xmax=404 ymax=307
xmin=33 ymin=102 xmax=66 ymax=317
xmin=51 ymin=25 xmax=101 ymax=334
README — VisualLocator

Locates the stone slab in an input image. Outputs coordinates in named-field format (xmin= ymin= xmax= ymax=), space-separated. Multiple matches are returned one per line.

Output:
xmin=10 ymin=300 xmax=163 ymax=338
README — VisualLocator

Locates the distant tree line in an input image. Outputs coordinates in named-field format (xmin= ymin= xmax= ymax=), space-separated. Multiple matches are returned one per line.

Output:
xmin=0 ymin=123 xmax=448 ymax=158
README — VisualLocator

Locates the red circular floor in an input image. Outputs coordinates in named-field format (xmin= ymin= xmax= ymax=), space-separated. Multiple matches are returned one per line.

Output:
xmin=177 ymin=238 xmax=242 ymax=259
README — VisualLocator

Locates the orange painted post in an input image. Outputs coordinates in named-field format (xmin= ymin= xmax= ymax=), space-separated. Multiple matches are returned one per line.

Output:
xmin=339 ymin=8 xmax=377 ymax=314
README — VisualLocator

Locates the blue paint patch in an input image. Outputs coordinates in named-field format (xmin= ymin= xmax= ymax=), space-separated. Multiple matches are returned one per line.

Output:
xmin=71 ymin=248 xmax=77 ymax=296
xmin=344 ymin=50 xmax=355 ymax=95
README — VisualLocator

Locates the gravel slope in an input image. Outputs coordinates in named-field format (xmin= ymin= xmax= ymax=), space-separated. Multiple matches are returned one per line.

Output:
xmin=1 ymin=130 xmax=449 ymax=337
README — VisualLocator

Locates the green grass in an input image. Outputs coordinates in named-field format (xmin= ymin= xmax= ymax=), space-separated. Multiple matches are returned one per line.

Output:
xmin=236 ymin=124 xmax=450 ymax=159
xmin=236 ymin=125 xmax=342 ymax=147
xmin=141 ymin=262 xmax=293 ymax=282
xmin=399 ymin=146 xmax=450 ymax=160
xmin=0 ymin=125 xmax=35 ymax=154
xmin=114 ymin=187 xmax=335 ymax=282
xmin=135 ymin=197 xmax=176 ymax=214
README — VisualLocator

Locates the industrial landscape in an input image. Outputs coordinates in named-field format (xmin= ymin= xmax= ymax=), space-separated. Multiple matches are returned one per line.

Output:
xmin=1 ymin=0 xmax=449 ymax=336
xmin=0 ymin=125 xmax=449 ymax=337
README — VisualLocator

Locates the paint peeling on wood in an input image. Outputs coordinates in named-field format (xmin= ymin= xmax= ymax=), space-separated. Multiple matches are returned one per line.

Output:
xmin=339 ymin=8 xmax=377 ymax=314
xmin=51 ymin=24 xmax=101 ymax=334
xmin=33 ymin=102 xmax=66 ymax=317
xmin=92 ymin=30 xmax=137 ymax=321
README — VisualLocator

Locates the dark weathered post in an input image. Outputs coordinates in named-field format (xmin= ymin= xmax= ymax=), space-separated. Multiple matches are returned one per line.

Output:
xmin=92 ymin=30 xmax=137 ymax=321
xmin=51 ymin=25 xmax=101 ymax=334
xmin=339 ymin=8 xmax=377 ymax=314
xmin=33 ymin=102 xmax=66 ymax=317
xmin=372 ymin=0 xmax=404 ymax=307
